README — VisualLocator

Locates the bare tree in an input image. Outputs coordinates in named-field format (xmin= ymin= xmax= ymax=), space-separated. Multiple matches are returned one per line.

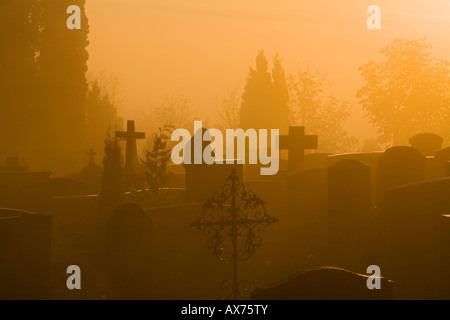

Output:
xmin=215 ymin=86 xmax=241 ymax=130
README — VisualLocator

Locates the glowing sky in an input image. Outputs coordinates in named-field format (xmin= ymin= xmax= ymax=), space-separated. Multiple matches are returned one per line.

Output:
xmin=86 ymin=0 xmax=450 ymax=140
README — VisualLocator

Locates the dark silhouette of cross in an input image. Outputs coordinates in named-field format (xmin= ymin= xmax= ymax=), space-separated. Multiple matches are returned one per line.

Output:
xmin=116 ymin=120 xmax=146 ymax=169
xmin=279 ymin=126 xmax=318 ymax=171
xmin=87 ymin=149 xmax=97 ymax=164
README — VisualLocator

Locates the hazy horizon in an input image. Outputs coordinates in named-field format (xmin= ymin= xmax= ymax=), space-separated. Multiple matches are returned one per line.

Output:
xmin=86 ymin=0 xmax=450 ymax=142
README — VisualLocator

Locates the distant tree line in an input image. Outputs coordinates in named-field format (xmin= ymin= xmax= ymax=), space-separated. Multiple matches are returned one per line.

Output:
xmin=217 ymin=38 xmax=449 ymax=153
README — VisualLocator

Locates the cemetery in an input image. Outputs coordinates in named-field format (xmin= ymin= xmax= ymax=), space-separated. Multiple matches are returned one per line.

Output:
xmin=2 ymin=1 xmax=449 ymax=303
xmin=2 ymin=120 xmax=450 ymax=300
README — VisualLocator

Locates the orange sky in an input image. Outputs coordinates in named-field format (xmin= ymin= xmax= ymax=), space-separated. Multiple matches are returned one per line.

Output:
xmin=86 ymin=0 xmax=450 ymax=141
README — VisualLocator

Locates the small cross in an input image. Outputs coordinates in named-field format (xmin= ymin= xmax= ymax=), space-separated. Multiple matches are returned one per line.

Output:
xmin=279 ymin=126 xmax=318 ymax=171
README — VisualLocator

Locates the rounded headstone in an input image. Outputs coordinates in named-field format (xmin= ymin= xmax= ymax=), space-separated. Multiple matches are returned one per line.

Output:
xmin=409 ymin=133 xmax=443 ymax=156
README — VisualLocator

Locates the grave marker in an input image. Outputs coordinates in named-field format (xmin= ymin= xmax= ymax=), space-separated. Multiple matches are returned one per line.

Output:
xmin=327 ymin=159 xmax=372 ymax=272
xmin=0 ymin=209 xmax=52 ymax=300
xmin=116 ymin=120 xmax=146 ymax=189
xmin=107 ymin=202 xmax=153 ymax=299
xmin=279 ymin=126 xmax=318 ymax=172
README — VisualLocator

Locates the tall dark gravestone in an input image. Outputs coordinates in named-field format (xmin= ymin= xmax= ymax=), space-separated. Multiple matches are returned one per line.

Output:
xmin=434 ymin=147 xmax=450 ymax=178
xmin=0 ymin=209 xmax=52 ymax=300
xmin=441 ymin=214 xmax=450 ymax=300
xmin=286 ymin=168 xmax=328 ymax=258
xmin=384 ymin=178 xmax=450 ymax=299
xmin=377 ymin=146 xmax=426 ymax=207
xmin=327 ymin=160 xmax=372 ymax=272
xmin=106 ymin=202 xmax=153 ymax=299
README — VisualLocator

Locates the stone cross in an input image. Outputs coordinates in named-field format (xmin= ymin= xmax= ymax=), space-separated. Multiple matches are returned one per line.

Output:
xmin=116 ymin=120 xmax=146 ymax=169
xmin=279 ymin=126 xmax=318 ymax=171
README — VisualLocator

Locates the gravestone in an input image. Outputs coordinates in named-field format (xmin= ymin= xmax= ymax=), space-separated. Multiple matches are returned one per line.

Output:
xmin=166 ymin=164 xmax=186 ymax=188
xmin=303 ymin=153 xmax=331 ymax=169
xmin=81 ymin=149 xmax=102 ymax=194
xmin=328 ymin=152 xmax=381 ymax=203
xmin=409 ymin=133 xmax=443 ymax=157
xmin=35 ymin=177 xmax=87 ymax=197
xmin=279 ymin=126 xmax=318 ymax=172
xmin=0 ymin=156 xmax=28 ymax=172
xmin=434 ymin=147 xmax=450 ymax=178
xmin=441 ymin=215 xmax=450 ymax=300
xmin=0 ymin=209 xmax=52 ymax=300
xmin=377 ymin=146 xmax=426 ymax=207
xmin=327 ymin=160 xmax=372 ymax=272
xmin=184 ymin=128 xmax=243 ymax=202
xmin=286 ymin=168 xmax=327 ymax=260
xmin=251 ymin=266 xmax=394 ymax=300
xmin=0 ymin=157 xmax=51 ymax=211
xmin=51 ymin=194 xmax=99 ymax=249
xmin=383 ymin=178 xmax=450 ymax=299
xmin=146 ymin=202 xmax=229 ymax=299
xmin=116 ymin=120 xmax=146 ymax=190
xmin=107 ymin=202 xmax=153 ymax=299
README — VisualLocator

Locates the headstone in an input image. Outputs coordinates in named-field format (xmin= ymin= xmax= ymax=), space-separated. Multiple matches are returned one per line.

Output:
xmin=251 ymin=266 xmax=394 ymax=300
xmin=328 ymin=152 xmax=381 ymax=203
xmin=0 ymin=157 xmax=51 ymax=211
xmin=0 ymin=209 xmax=52 ymax=300
xmin=409 ymin=133 xmax=443 ymax=157
xmin=327 ymin=160 xmax=372 ymax=272
xmin=81 ymin=149 xmax=102 ymax=194
xmin=328 ymin=152 xmax=382 ymax=168
xmin=434 ymin=147 xmax=450 ymax=178
xmin=286 ymin=168 xmax=327 ymax=259
xmin=106 ymin=202 xmax=153 ymax=299
xmin=383 ymin=177 xmax=450 ymax=299
xmin=279 ymin=126 xmax=318 ymax=172
xmin=116 ymin=120 xmax=146 ymax=190
xmin=146 ymin=203 xmax=232 ymax=299
xmin=51 ymin=194 xmax=99 ymax=248
xmin=0 ymin=156 xmax=28 ymax=172
xmin=377 ymin=146 xmax=426 ymax=207
xmin=35 ymin=177 xmax=87 ymax=197
xmin=303 ymin=153 xmax=331 ymax=169
xmin=441 ymin=215 xmax=450 ymax=299
xmin=184 ymin=127 xmax=243 ymax=202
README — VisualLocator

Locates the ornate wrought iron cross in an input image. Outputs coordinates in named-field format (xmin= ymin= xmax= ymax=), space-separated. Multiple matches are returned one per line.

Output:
xmin=191 ymin=169 xmax=278 ymax=299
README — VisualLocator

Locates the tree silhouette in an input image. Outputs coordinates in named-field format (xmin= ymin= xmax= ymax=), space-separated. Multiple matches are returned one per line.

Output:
xmin=215 ymin=86 xmax=241 ymax=131
xmin=143 ymin=125 xmax=174 ymax=203
xmin=101 ymin=127 xmax=123 ymax=196
xmin=35 ymin=0 xmax=89 ymax=171
xmin=240 ymin=51 xmax=289 ymax=133
xmin=357 ymin=38 xmax=450 ymax=146
xmin=0 ymin=1 xmax=40 ymax=159
xmin=99 ymin=126 xmax=123 ymax=222
xmin=289 ymin=65 xmax=357 ymax=153
xmin=85 ymin=74 xmax=123 ymax=160
xmin=145 ymin=94 xmax=198 ymax=133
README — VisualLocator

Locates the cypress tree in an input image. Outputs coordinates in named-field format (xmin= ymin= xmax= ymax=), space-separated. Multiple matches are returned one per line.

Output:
xmin=240 ymin=50 xmax=289 ymax=134
xmin=0 ymin=1 xmax=40 ymax=159
xmin=36 ymin=0 xmax=89 ymax=172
